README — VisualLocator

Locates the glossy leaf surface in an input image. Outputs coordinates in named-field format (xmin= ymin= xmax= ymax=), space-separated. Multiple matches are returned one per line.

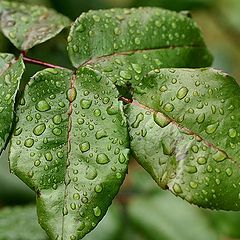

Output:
xmin=68 ymin=7 xmax=211 ymax=68
xmin=0 ymin=1 xmax=71 ymax=50
xmin=0 ymin=53 xmax=24 ymax=154
xmin=127 ymin=68 xmax=240 ymax=210
xmin=10 ymin=67 xmax=129 ymax=239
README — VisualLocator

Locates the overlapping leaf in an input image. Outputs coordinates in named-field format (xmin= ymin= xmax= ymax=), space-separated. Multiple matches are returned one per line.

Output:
xmin=0 ymin=53 xmax=24 ymax=154
xmin=0 ymin=1 xmax=71 ymax=50
xmin=9 ymin=67 xmax=129 ymax=239
xmin=127 ymin=68 xmax=240 ymax=210
xmin=68 ymin=8 xmax=212 ymax=82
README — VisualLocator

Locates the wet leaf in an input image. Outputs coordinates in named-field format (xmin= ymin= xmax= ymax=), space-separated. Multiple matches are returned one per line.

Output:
xmin=0 ymin=53 xmax=24 ymax=154
xmin=0 ymin=1 xmax=71 ymax=50
xmin=68 ymin=7 xmax=212 ymax=69
xmin=9 ymin=67 xmax=129 ymax=239
xmin=126 ymin=68 xmax=240 ymax=210
xmin=0 ymin=205 xmax=49 ymax=240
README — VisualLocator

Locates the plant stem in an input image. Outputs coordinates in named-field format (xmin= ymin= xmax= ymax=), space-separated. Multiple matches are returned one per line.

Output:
xmin=119 ymin=96 xmax=133 ymax=104
xmin=21 ymin=51 xmax=65 ymax=69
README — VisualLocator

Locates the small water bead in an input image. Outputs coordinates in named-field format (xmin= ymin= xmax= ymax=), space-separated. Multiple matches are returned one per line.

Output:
xmin=52 ymin=115 xmax=62 ymax=125
xmin=131 ymin=63 xmax=142 ymax=74
xmin=45 ymin=152 xmax=53 ymax=161
xmin=131 ymin=113 xmax=144 ymax=128
xmin=96 ymin=153 xmax=110 ymax=164
xmin=93 ymin=206 xmax=101 ymax=217
xmin=173 ymin=183 xmax=182 ymax=194
xmin=119 ymin=70 xmax=132 ymax=80
xmin=212 ymin=150 xmax=227 ymax=162
xmin=118 ymin=153 xmax=127 ymax=164
xmin=215 ymin=179 xmax=221 ymax=185
xmin=163 ymin=103 xmax=174 ymax=112
xmin=197 ymin=157 xmax=207 ymax=165
xmin=176 ymin=87 xmax=188 ymax=100
xmin=36 ymin=100 xmax=51 ymax=112
xmin=33 ymin=123 xmax=46 ymax=136
xmin=229 ymin=128 xmax=237 ymax=138
xmin=24 ymin=138 xmax=34 ymax=148
xmin=52 ymin=128 xmax=62 ymax=136
xmin=206 ymin=122 xmax=219 ymax=134
xmin=80 ymin=99 xmax=92 ymax=109
xmin=95 ymin=184 xmax=103 ymax=193
xmin=225 ymin=168 xmax=233 ymax=176
xmin=78 ymin=221 xmax=86 ymax=231
xmin=189 ymin=181 xmax=198 ymax=189
xmin=85 ymin=166 xmax=97 ymax=180
xmin=79 ymin=142 xmax=90 ymax=153
xmin=34 ymin=160 xmax=41 ymax=167
xmin=153 ymin=113 xmax=170 ymax=128
xmin=106 ymin=103 xmax=118 ymax=115
xmin=77 ymin=118 xmax=84 ymax=125
xmin=159 ymin=85 xmax=168 ymax=92
xmin=185 ymin=165 xmax=197 ymax=174
xmin=103 ymin=97 xmax=110 ymax=104
xmin=196 ymin=113 xmax=205 ymax=124
xmin=14 ymin=127 xmax=22 ymax=136
xmin=95 ymin=129 xmax=108 ymax=139
xmin=94 ymin=109 xmax=101 ymax=117
xmin=81 ymin=197 xmax=88 ymax=204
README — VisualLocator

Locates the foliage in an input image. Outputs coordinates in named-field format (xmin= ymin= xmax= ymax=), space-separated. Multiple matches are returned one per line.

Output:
xmin=0 ymin=1 xmax=239 ymax=239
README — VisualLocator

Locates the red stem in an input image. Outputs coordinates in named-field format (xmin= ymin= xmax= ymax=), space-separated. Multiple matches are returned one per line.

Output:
xmin=21 ymin=51 xmax=65 ymax=69
xmin=119 ymin=96 xmax=133 ymax=103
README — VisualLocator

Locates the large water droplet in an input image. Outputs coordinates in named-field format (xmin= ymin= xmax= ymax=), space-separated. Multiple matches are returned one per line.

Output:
xmin=153 ymin=113 xmax=170 ymax=128
xmin=36 ymin=100 xmax=51 ymax=112
xmin=96 ymin=153 xmax=110 ymax=164
xmin=80 ymin=99 xmax=92 ymax=109
xmin=206 ymin=122 xmax=219 ymax=134
xmin=52 ymin=114 xmax=62 ymax=125
xmin=24 ymin=138 xmax=34 ymax=148
xmin=177 ymin=87 xmax=188 ymax=100
xmin=33 ymin=123 xmax=46 ymax=136
xmin=131 ymin=113 xmax=144 ymax=128
xmin=79 ymin=142 xmax=90 ymax=152
xmin=95 ymin=129 xmax=108 ymax=139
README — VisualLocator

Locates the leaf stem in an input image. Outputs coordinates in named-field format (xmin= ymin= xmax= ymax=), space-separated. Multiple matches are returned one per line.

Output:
xmin=119 ymin=96 xmax=133 ymax=104
xmin=21 ymin=51 xmax=66 ymax=69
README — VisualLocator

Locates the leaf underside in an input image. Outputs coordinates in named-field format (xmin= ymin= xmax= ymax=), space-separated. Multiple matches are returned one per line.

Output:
xmin=9 ymin=67 xmax=129 ymax=239
xmin=0 ymin=1 xmax=71 ymax=50
xmin=127 ymin=68 xmax=240 ymax=211
xmin=0 ymin=53 xmax=24 ymax=154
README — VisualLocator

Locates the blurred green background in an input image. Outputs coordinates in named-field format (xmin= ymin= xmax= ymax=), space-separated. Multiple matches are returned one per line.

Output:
xmin=0 ymin=0 xmax=240 ymax=239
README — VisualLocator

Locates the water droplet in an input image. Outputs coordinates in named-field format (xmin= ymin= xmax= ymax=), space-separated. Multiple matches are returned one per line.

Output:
xmin=225 ymin=168 xmax=233 ymax=176
xmin=229 ymin=128 xmax=237 ymax=138
xmin=52 ymin=128 xmax=62 ymax=136
xmin=94 ymin=109 xmax=101 ymax=117
xmin=36 ymin=100 xmax=51 ymax=112
xmin=79 ymin=142 xmax=90 ymax=152
xmin=163 ymin=103 xmax=174 ymax=112
xmin=93 ymin=15 xmax=100 ymax=22
xmin=131 ymin=113 xmax=144 ymax=128
xmin=95 ymin=184 xmax=103 ymax=193
xmin=85 ymin=166 xmax=97 ymax=180
xmin=80 ymin=99 xmax=92 ymax=109
xmin=197 ymin=157 xmax=207 ymax=165
xmin=131 ymin=63 xmax=142 ymax=74
xmin=24 ymin=138 xmax=34 ymax=148
xmin=33 ymin=123 xmax=46 ymax=136
xmin=93 ymin=206 xmax=101 ymax=217
xmin=119 ymin=70 xmax=132 ymax=80
xmin=153 ymin=113 xmax=170 ymax=128
xmin=185 ymin=165 xmax=197 ymax=174
xmin=106 ymin=103 xmax=118 ymax=115
xmin=189 ymin=181 xmax=198 ymax=189
xmin=215 ymin=178 xmax=221 ymax=185
xmin=191 ymin=145 xmax=199 ymax=153
xmin=206 ymin=122 xmax=219 ymax=134
xmin=73 ymin=193 xmax=80 ymax=200
xmin=173 ymin=183 xmax=182 ymax=194
xmin=196 ymin=113 xmax=205 ymax=124
xmin=67 ymin=87 xmax=77 ymax=102
xmin=14 ymin=127 xmax=22 ymax=136
xmin=78 ymin=221 xmax=85 ymax=231
xmin=34 ymin=160 xmax=41 ymax=167
xmin=45 ymin=152 xmax=53 ymax=161
xmin=96 ymin=153 xmax=110 ymax=164
xmin=213 ymin=150 xmax=227 ymax=162
xmin=118 ymin=153 xmax=127 ymax=164
xmin=177 ymin=87 xmax=188 ymax=100
xmin=95 ymin=129 xmax=108 ymax=139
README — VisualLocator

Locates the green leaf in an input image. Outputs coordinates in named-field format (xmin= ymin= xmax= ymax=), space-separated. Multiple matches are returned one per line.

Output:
xmin=126 ymin=68 xmax=240 ymax=210
xmin=0 ymin=53 xmax=24 ymax=154
xmin=9 ymin=67 xmax=129 ymax=239
xmin=0 ymin=205 xmax=49 ymax=240
xmin=0 ymin=1 xmax=71 ymax=50
xmin=68 ymin=7 xmax=212 ymax=69
xmin=128 ymin=191 xmax=218 ymax=240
